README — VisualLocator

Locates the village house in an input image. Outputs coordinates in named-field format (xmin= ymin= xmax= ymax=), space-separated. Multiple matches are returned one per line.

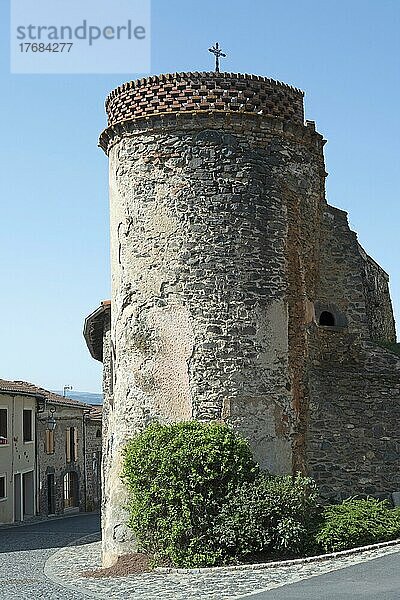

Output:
xmin=0 ymin=379 xmax=102 ymax=524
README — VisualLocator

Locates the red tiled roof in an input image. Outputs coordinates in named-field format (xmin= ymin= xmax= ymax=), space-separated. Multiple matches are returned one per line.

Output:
xmin=87 ymin=404 xmax=103 ymax=421
xmin=0 ymin=379 xmax=88 ymax=408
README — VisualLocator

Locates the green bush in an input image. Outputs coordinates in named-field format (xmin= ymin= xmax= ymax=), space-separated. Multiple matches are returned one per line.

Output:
xmin=315 ymin=498 xmax=400 ymax=553
xmin=122 ymin=421 xmax=259 ymax=567
xmin=125 ymin=422 xmax=400 ymax=567
xmin=374 ymin=340 xmax=400 ymax=357
xmin=213 ymin=473 xmax=319 ymax=560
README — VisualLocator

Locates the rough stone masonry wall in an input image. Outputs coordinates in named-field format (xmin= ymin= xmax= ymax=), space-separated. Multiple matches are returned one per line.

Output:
xmin=99 ymin=311 xmax=132 ymax=563
xmin=306 ymin=327 xmax=400 ymax=500
xmin=358 ymin=246 xmax=396 ymax=343
xmin=100 ymin=101 xmax=326 ymax=564
xmin=317 ymin=205 xmax=396 ymax=341
xmin=285 ymin=161 xmax=324 ymax=473
xmin=317 ymin=205 xmax=370 ymax=335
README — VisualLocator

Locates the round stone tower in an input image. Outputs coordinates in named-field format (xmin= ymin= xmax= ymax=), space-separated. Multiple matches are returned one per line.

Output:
xmin=99 ymin=71 xmax=327 ymax=565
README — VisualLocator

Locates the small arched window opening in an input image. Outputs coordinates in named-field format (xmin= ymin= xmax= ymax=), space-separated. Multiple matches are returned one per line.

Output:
xmin=319 ymin=311 xmax=335 ymax=327
xmin=96 ymin=429 xmax=101 ymax=438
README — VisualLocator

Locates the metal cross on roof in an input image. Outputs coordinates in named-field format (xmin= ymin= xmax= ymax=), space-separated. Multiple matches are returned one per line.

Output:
xmin=208 ymin=42 xmax=226 ymax=73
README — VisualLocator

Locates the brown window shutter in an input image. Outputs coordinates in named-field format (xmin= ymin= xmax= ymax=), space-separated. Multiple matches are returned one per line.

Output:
xmin=73 ymin=428 xmax=78 ymax=461
xmin=46 ymin=430 xmax=55 ymax=454
xmin=66 ymin=428 xmax=71 ymax=462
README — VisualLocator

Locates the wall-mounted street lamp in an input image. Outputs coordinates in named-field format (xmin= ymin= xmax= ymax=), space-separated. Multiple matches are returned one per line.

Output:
xmin=46 ymin=406 xmax=57 ymax=431
xmin=37 ymin=405 xmax=57 ymax=431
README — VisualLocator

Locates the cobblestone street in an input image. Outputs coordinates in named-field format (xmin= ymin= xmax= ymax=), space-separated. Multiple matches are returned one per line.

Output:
xmin=1 ymin=514 xmax=399 ymax=599
xmin=0 ymin=513 xmax=100 ymax=599
xmin=45 ymin=530 xmax=400 ymax=600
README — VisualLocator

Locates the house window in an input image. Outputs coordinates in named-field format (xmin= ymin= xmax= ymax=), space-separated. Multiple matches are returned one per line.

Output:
xmin=45 ymin=429 xmax=55 ymax=454
xmin=23 ymin=409 xmax=33 ymax=442
xmin=96 ymin=429 xmax=101 ymax=438
xmin=319 ymin=311 xmax=335 ymax=327
xmin=63 ymin=471 xmax=79 ymax=508
xmin=0 ymin=474 xmax=6 ymax=500
xmin=0 ymin=409 xmax=8 ymax=445
xmin=66 ymin=427 xmax=78 ymax=463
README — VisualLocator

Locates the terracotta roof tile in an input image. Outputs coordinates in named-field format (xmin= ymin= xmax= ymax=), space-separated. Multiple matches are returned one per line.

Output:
xmin=87 ymin=404 xmax=103 ymax=421
xmin=0 ymin=379 xmax=88 ymax=408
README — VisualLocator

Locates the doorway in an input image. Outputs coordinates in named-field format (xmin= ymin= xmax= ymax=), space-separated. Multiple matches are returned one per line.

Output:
xmin=22 ymin=471 xmax=35 ymax=518
xmin=47 ymin=473 xmax=56 ymax=515
xmin=13 ymin=473 xmax=22 ymax=522
xmin=63 ymin=471 xmax=79 ymax=509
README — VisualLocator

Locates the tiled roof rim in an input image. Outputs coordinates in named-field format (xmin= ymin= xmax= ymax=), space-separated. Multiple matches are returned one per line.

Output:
xmin=0 ymin=380 xmax=89 ymax=408
xmin=0 ymin=387 xmax=46 ymax=399
xmin=0 ymin=390 xmax=89 ymax=410
xmin=105 ymin=71 xmax=304 ymax=108
xmin=0 ymin=388 xmax=83 ymax=405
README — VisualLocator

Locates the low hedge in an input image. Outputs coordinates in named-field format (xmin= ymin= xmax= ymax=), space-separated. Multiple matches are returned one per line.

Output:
xmin=315 ymin=497 xmax=400 ymax=553
xmin=214 ymin=473 xmax=319 ymax=560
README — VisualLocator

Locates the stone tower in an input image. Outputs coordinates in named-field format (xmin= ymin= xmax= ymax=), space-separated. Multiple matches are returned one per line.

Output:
xmin=84 ymin=71 xmax=399 ymax=567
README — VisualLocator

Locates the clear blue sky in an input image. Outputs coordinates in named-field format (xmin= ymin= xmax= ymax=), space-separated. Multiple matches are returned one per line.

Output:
xmin=0 ymin=0 xmax=399 ymax=393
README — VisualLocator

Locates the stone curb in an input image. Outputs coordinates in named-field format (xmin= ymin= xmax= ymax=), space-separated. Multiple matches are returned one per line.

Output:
xmin=0 ymin=510 xmax=99 ymax=530
xmin=44 ymin=531 xmax=102 ymax=599
xmin=156 ymin=537 xmax=400 ymax=574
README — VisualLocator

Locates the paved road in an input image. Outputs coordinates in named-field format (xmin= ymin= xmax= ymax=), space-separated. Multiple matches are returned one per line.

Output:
xmin=0 ymin=513 xmax=100 ymax=599
xmin=246 ymin=552 xmax=400 ymax=600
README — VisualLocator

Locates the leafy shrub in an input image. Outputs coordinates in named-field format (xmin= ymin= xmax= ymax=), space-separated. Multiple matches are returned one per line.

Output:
xmin=315 ymin=498 xmax=400 ymax=553
xmin=213 ymin=473 xmax=319 ymax=560
xmin=374 ymin=340 xmax=400 ymax=357
xmin=122 ymin=421 xmax=259 ymax=567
